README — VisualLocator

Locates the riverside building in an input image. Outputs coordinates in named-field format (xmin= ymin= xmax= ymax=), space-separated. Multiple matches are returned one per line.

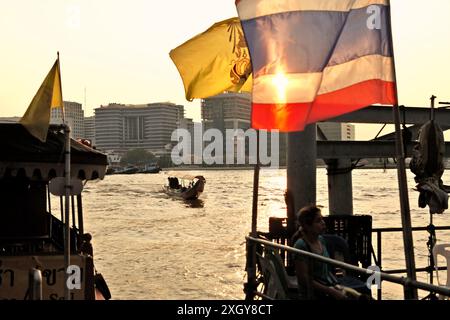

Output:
xmin=94 ymin=102 xmax=184 ymax=155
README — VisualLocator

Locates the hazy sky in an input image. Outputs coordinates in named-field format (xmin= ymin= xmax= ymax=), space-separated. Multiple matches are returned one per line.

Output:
xmin=1 ymin=0 xmax=450 ymax=140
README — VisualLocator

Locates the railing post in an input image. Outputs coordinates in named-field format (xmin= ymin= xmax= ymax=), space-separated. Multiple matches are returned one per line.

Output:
xmin=377 ymin=231 xmax=382 ymax=300
xmin=28 ymin=268 xmax=42 ymax=300
xmin=403 ymin=278 xmax=414 ymax=301
xmin=245 ymin=130 xmax=260 ymax=300
xmin=326 ymin=158 xmax=353 ymax=215
xmin=305 ymin=257 xmax=315 ymax=300
xmin=245 ymin=237 xmax=257 ymax=300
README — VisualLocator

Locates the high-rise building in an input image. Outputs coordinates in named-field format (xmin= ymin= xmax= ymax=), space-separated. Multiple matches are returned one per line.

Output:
xmin=177 ymin=118 xmax=198 ymax=163
xmin=318 ymin=123 xmax=356 ymax=141
xmin=84 ymin=116 xmax=95 ymax=145
xmin=0 ymin=117 xmax=21 ymax=123
xmin=94 ymin=103 xmax=184 ymax=154
xmin=50 ymin=101 xmax=85 ymax=139
xmin=179 ymin=118 xmax=195 ymax=137
xmin=201 ymin=93 xmax=250 ymax=164
xmin=201 ymin=92 xmax=251 ymax=132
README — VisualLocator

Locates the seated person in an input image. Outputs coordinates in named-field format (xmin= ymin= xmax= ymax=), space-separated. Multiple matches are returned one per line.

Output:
xmin=293 ymin=205 xmax=370 ymax=300
xmin=168 ymin=177 xmax=180 ymax=189
xmin=322 ymin=234 xmax=372 ymax=295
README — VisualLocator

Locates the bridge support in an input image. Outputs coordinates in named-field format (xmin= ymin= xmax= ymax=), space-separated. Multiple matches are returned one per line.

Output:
xmin=287 ymin=124 xmax=317 ymax=235
xmin=326 ymin=158 xmax=353 ymax=215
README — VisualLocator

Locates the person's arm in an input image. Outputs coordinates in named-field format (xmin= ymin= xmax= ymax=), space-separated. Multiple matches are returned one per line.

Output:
xmin=285 ymin=190 xmax=298 ymax=244
xmin=295 ymin=259 xmax=347 ymax=300
xmin=284 ymin=189 xmax=294 ymax=218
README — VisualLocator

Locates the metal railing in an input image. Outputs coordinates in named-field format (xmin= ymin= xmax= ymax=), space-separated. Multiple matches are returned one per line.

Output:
xmin=247 ymin=236 xmax=450 ymax=300
xmin=373 ymin=225 xmax=450 ymax=273
xmin=372 ymin=225 xmax=450 ymax=299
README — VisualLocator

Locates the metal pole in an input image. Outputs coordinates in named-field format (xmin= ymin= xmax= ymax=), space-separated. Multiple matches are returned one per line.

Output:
xmin=246 ymin=130 xmax=260 ymax=300
xmin=56 ymin=52 xmax=72 ymax=301
xmin=393 ymin=99 xmax=418 ymax=300
xmin=71 ymin=195 xmax=77 ymax=252
xmin=71 ymin=195 xmax=76 ymax=229
xmin=77 ymin=195 xmax=84 ymax=236
xmin=377 ymin=231 xmax=382 ymax=300
xmin=47 ymin=184 xmax=51 ymax=214
xmin=60 ymin=196 xmax=63 ymax=221
xmin=430 ymin=95 xmax=436 ymax=121
xmin=387 ymin=4 xmax=418 ymax=299
xmin=28 ymin=268 xmax=42 ymax=300
xmin=64 ymin=124 xmax=71 ymax=300
xmin=428 ymin=214 xmax=436 ymax=286
xmin=251 ymin=131 xmax=260 ymax=236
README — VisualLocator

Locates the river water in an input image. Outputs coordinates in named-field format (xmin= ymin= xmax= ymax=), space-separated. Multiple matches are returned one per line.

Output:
xmin=76 ymin=168 xmax=450 ymax=300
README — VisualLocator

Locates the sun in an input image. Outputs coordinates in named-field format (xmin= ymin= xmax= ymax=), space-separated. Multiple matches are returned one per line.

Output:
xmin=272 ymin=70 xmax=288 ymax=104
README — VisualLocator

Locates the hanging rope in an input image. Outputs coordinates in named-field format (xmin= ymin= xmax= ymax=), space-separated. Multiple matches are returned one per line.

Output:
xmin=326 ymin=159 xmax=367 ymax=176
xmin=326 ymin=165 xmax=354 ymax=176
xmin=374 ymin=123 xmax=387 ymax=140
xmin=339 ymin=123 xmax=389 ymax=175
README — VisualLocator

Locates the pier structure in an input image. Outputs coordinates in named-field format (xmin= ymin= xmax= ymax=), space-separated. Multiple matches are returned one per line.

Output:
xmin=287 ymin=105 xmax=450 ymax=220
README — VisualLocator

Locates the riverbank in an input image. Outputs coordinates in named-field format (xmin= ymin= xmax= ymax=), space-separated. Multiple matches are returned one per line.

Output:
xmin=162 ymin=165 xmax=400 ymax=171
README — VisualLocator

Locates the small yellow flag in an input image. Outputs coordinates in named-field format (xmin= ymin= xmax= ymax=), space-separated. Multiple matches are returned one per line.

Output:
xmin=20 ymin=58 xmax=63 ymax=142
xmin=170 ymin=17 xmax=252 ymax=101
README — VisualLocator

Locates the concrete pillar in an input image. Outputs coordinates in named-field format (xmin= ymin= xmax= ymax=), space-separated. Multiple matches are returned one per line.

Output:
xmin=326 ymin=158 xmax=353 ymax=215
xmin=287 ymin=124 xmax=317 ymax=234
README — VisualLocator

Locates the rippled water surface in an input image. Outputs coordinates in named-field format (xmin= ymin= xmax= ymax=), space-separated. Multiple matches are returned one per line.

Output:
xmin=76 ymin=169 xmax=450 ymax=300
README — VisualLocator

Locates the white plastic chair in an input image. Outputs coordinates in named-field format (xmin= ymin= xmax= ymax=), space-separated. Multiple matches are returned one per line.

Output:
xmin=433 ymin=243 xmax=450 ymax=299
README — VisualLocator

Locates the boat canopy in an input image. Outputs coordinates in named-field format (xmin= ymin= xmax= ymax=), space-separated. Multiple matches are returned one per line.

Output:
xmin=167 ymin=173 xmax=204 ymax=181
xmin=0 ymin=123 xmax=108 ymax=181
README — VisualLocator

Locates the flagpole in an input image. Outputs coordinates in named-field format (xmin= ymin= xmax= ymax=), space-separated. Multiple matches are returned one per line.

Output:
xmin=246 ymin=129 xmax=259 ymax=300
xmin=387 ymin=4 xmax=418 ymax=299
xmin=251 ymin=131 xmax=260 ymax=237
xmin=58 ymin=52 xmax=72 ymax=301
xmin=58 ymin=52 xmax=66 ymax=124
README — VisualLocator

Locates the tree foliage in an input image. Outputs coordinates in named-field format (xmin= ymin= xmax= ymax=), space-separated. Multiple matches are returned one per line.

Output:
xmin=120 ymin=149 xmax=156 ymax=166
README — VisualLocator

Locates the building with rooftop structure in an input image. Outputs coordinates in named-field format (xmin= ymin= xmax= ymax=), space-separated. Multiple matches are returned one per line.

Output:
xmin=94 ymin=102 xmax=184 ymax=155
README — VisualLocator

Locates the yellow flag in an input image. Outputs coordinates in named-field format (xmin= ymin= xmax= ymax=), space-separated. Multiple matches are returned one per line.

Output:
xmin=20 ymin=58 xmax=63 ymax=142
xmin=170 ymin=17 xmax=252 ymax=101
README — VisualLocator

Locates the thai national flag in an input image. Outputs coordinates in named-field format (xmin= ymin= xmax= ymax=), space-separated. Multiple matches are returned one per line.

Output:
xmin=236 ymin=0 xmax=397 ymax=132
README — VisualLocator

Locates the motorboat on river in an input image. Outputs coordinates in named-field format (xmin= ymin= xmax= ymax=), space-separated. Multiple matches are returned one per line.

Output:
xmin=163 ymin=175 xmax=206 ymax=200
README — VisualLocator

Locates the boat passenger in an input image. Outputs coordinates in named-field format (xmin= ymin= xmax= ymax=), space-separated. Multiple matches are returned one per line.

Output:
xmin=80 ymin=233 xmax=93 ymax=257
xmin=293 ymin=205 xmax=367 ymax=300
xmin=168 ymin=177 xmax=180 ymax=189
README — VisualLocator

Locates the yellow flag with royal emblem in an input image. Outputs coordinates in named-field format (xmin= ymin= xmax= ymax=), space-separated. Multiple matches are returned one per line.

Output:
xmin=170 ymin=17 xmax=252 ymax=101
xmin=20 ymin=58 xmax=63 ymax=142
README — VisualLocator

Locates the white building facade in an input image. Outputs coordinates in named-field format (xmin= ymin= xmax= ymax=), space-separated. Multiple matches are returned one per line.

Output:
xmin=94 ymin=103 xmax=184 ymax=154
xmin=50 ymin=101 xmax=85 ymax=139
xmin=318 ymin=123 xmax=356 ymax=141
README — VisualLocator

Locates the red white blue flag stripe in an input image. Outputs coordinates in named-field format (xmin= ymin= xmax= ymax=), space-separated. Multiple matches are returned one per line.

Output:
xmin=236 ymin=0 xmax=397 ymax=132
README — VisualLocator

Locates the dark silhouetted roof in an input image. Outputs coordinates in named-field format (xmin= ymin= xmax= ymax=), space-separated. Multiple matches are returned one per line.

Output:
xmin=0 ymin=123 xmax=107 ymax=180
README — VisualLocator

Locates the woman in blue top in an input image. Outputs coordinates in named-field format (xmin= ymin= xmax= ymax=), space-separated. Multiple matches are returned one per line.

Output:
xmin=294 ymin=205 xmax=350 ymax=300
